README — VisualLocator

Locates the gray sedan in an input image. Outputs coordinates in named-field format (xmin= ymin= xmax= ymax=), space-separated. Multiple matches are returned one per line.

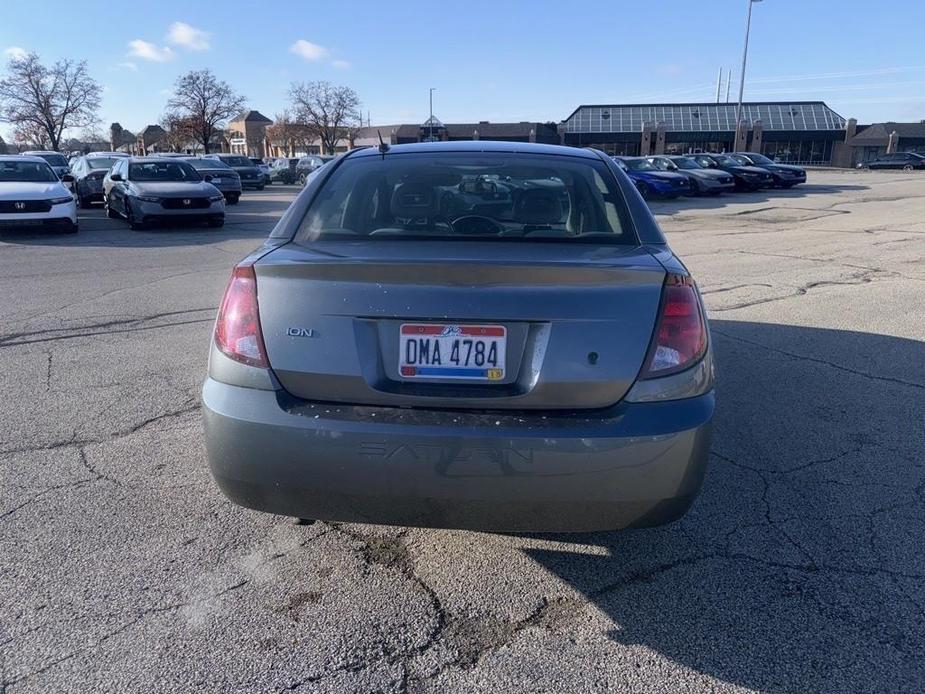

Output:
xmin=202 ymin=142 xmax=714 ymax=532
xmin=651 ymin=155 xmax=735 ymax=195
xmin=182 ymin=157 xmax=243 ymax=204
xmin=103 ymin=157 xmax=225 ymax=230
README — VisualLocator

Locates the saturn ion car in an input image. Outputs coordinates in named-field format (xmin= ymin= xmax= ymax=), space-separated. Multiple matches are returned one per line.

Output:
xmin=202 ymin=141 xmax=714 ymax=532
xmin=103 ymin=157 xmax=225 ymax=230
xmin=0 ymin=155 xmax=77 ymax=233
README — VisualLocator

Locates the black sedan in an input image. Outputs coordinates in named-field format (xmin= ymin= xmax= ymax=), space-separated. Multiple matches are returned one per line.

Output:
xmin=691 ymin=154 xmax=773 ymax=191
xmin=732 ymin=152 xmax=806 ymax=188
xmin=202 ymin=154 xmax=264 ymax=190
xmin=269 ymin=157 xmax=299 ymax=184
xmin=861 ymin=152 xmax=925 ymax=171
xmin=182 ymin=157 xmax=243 ymax=204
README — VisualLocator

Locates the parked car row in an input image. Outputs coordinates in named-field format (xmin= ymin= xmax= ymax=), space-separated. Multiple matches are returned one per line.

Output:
xmin=612 ymin=152 xmax=806 ymax=200
xmin=266 ymin=154 xmax=334 ymax=185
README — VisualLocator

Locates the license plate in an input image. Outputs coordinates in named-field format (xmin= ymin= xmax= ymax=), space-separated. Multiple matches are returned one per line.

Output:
xmin=212 ymin=177 xmax=222 ymax=183
xmin=399 ymin=324 xmax=506 ymax=381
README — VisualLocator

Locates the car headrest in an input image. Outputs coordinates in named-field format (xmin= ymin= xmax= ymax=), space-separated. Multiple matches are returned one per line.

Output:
xmin=514 ymin=188 xmax=562 ymax=225
xmin=391 ymin=181 xmax=439 ymax=219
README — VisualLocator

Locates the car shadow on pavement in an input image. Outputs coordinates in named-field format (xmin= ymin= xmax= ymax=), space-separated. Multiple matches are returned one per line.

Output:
xmin=518 ymin=320 xmax=924 ymax=691
xmin=648 ymin=183 xmax=870 ymax=215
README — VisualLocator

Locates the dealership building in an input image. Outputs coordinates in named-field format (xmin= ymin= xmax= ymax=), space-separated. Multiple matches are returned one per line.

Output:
xmin=559 ymin=101 xmax=851 ymax=165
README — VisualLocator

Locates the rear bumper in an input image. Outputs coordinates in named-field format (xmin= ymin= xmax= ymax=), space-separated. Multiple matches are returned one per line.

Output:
xmin=202 ymin=379 xmax=713 ymax=532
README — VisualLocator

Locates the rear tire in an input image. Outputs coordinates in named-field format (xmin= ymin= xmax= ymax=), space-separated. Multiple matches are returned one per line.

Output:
xmin=227 ymin=194 xmax=240 ymax=205
xmin=903 ymin=164 xmax=914 ymax=171
xmin=256 ymin=184 xmax=265 ymax=191
xmin=104 ymin=198 xmax=118 ymax=218
xmin=208 ymin=218 xmax=225 ymax=228
xmin=299 ymin=173 xmax=307 ymax=186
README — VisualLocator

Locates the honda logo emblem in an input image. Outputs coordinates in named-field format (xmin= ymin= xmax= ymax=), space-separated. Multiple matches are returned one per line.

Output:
xmin=14 ymin=202 xmax=25 ymax=210
xmin=183 ymin=199 xmax=191 ymax=206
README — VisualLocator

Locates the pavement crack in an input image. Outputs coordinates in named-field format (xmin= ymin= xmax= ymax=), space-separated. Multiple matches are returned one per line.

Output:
xmin=713 ymin=329 xmax=925 ymax=391
xmin=76 ymin=446 xmax=123 ymax=487
xmin=0 ymin=307 xmax=217 ymax=348
xmin=0 ymin=399 xmax=202 ymax=456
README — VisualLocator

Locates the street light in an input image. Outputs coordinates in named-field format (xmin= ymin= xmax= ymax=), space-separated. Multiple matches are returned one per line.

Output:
xmin=428 ymin=88 xmax=436 ymax=141
xmin=735 ymin=0 xmax=763 ymax=133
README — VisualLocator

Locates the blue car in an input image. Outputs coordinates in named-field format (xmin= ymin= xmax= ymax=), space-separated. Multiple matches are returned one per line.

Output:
xmin=613 ymin=156 xmax=690 ymax=199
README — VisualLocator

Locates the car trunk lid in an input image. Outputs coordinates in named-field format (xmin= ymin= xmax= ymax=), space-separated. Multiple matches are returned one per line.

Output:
xmin=255 ymin=241 xmax=665 ymax=410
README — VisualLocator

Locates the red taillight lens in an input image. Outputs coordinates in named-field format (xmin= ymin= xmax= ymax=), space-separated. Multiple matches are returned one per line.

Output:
xmin=214 ymin=264 xmax=269 ymax=368
xmin=640 ymin=273 xmax=707 ymax=379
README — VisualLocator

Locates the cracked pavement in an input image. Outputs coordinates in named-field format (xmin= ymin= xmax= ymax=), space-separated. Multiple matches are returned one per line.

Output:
xmin=1 ymin=174 xmax=924 ymax=693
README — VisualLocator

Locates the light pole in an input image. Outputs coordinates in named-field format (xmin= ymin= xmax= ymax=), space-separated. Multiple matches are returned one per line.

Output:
xmin=735 ymin=0 xmax=763 ymax=131
xmin=428 ymin=88 xmax=436 ymax=141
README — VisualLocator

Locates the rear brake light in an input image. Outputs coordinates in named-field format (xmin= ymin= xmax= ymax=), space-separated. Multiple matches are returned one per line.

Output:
xmin=640 ymin=273 xmax=707 ymax=379
xmin=214 ymin=264 xmax=269 ymax=368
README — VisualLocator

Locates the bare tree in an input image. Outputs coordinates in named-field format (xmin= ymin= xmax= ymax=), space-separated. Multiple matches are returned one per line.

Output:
xmin=13 ymin=120 xmax=51 ymax=149
xmin=159 ymin=111 xmax=195 ymax=152
xmin=267 ymin=110 xmax=317 ymax=157
xmin=165 ymin=69 xmax=246 ymax=154
xmin=288 ymin=81 xmax=361 ymax=155
xmin=0 ymin=52 xmax=102 ymax=151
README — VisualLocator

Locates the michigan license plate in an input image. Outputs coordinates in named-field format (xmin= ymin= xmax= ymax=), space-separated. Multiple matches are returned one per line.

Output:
xmin=399 ymin=324 xmax=506 ymax=381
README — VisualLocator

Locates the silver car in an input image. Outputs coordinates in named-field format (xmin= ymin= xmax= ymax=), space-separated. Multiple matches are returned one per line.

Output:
xmin=202 ymin=142 xmax=714 ymax=532
xmin=652 ymin=156 xmax=735 ymax=195
xmin=103 ymin=157 xmax=225 ymax=230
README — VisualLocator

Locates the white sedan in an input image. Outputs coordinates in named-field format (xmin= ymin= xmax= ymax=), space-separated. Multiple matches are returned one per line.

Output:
xmin=0 ymin=155 xmax=77 ymax=233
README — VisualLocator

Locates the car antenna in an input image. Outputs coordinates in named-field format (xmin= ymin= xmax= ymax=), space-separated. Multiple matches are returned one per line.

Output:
xmin=377 ymin=130 xmax=390 ymax=158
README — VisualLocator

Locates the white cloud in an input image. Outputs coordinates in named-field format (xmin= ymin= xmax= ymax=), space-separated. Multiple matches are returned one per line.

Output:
xmin=127 ymin=39 xmax=175 ymax=62
xmin=116 ymin=61 xmax=138 ymax=71
xmin=331 ymin=59 xmax=350 ymax=70
xmin=290 ymin=39 xmax=329 ymax=61
xmin=167 ymin=22 xmax=211 ymax=51
xmin=4 ymin=46 xmax=28 ymax=61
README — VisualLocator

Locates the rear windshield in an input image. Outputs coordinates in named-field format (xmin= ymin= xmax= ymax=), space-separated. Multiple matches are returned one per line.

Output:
xmin=35 ymin=153 xmax=67 ymax=167
xmin=86 ymin=156 xmax=120 ymax=170
xmin=219 ymin=156 xmax=252 ymax=167
xmin=0 ymin=160 xmax=57 ymax=182
xmin=185 ymin=158 xmax=231 ymax=171
xmin=294 ymin=152 xmax=634 ymax=244
xmin=129 ymin=161 xmax=201 ymax=182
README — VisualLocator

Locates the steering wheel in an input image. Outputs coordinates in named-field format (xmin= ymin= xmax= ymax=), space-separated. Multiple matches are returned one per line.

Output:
xmin=450 ymin=215 xmax=504 ymax=235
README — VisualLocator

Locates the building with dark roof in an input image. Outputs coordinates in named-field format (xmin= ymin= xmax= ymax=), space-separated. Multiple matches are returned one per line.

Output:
xmin=846 ymin=121 xmax=925 ymax=165
xmin=227 ymin=110 xmax=273 ymax=158
xmin=560 ymin=101 xmax=849 ymax=165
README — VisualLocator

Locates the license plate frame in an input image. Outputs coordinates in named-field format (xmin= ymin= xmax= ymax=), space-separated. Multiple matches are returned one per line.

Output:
xmin=399 ymin=324 xmax=506 ymax=381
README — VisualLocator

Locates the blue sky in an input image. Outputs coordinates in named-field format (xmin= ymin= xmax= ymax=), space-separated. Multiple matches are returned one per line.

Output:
xmin=2 ymin=0 xmax=925 ymax=139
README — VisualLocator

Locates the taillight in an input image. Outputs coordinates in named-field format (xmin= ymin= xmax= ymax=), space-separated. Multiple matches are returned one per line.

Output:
xmin=214 ymin=264 xmax=269 ymax=368
xmin=639 ymin=273 xmax=707 ymax=379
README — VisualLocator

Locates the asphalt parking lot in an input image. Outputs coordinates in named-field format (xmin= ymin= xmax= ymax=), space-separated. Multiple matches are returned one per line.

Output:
xmin=2 ymin=173 xmax=924 ymax=693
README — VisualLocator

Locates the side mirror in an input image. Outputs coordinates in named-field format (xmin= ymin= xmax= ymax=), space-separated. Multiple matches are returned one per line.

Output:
xmin=110 ymin=173 xmax=123 ymax=182
xmin=204 ymin=174 xmax=213 ymax=182
xmin=60 ymin=174 xmax=75 ymax=183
